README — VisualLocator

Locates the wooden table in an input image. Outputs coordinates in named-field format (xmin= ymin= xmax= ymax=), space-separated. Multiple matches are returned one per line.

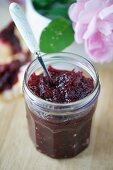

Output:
xmin=0 ymin=64 xmax=113 ymax=170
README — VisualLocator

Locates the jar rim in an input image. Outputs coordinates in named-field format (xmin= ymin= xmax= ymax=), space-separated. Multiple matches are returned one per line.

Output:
xmin=23 ymin=52 xmax=100 ymax=111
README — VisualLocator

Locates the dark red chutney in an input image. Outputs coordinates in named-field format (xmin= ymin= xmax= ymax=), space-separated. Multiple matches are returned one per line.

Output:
xmin=26 ymin=66 xmax=97 ymax=158
xmin=0 ymin=22 xmax=31 ymax=93
xmin=28 ymin=65 xmax=94 ymax=103
xmin=0 ymin=56 xmax=30 ymax=93
xmin=0 ymin=60 xmax=21 ymax=93
xmin=0 ymin=22 xmax=21 ymax=54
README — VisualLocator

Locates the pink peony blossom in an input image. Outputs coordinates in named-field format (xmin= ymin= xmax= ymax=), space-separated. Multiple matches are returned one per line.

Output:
xmin=69 ymin=0 xmax=113 ymax=62
xmin=9 ymin=0 xmax=25 ymax=4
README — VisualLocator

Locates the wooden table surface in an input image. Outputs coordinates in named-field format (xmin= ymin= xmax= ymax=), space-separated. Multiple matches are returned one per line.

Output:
xmin=0 ymin=64 xmax=113 ymax=170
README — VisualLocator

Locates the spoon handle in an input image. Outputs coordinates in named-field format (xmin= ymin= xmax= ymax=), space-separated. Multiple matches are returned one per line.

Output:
xmin=9 ymin=3 xmax=53 ymax=83
xmin=9 ymin=2 xmax=38 ymax=53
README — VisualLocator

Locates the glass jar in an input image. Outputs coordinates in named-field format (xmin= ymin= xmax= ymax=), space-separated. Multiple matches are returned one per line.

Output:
xmin=23 ymin=52 xmax=100 ymax=159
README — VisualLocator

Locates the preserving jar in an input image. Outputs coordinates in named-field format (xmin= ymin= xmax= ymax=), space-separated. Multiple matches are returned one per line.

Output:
xmin=23 ymin=52 xmax=100 ymax=158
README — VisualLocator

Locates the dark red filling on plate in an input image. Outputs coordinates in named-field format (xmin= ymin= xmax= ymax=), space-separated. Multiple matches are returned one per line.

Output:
xmin=0 ymin=22 xmax=22 ymax=54
xmin=0 ymin=22 xmax=31 ymax=93
xmin=0 ymin=59 xmax=27 ymax=93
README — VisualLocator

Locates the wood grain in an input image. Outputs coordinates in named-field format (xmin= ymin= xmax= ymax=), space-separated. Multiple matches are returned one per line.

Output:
xmin=0 ymin=65 xmax=113 ymax=170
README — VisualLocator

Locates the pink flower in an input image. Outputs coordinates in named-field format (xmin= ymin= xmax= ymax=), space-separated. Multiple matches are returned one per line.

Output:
xmin=69 ymin=0 xmax=113 ymax=62
xmin=9 ymin=0 xmax=25 ymax=4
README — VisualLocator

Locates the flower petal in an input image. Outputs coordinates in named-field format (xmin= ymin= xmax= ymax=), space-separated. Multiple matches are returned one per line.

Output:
xmin=73 ymin=23 xmax=87 ymax=43
xmin=105 ymin=0 xmax=113 ymax=6
xmin=68 ymin=1 xmax=88 ymax=22
xmin=78 ymin=0 xmax=104 ymax=24
xmin=98 ymin=20 xmax=113 ymax=36
xmin=99 ymin=4 xmax=113 ymax=19
xmin=83 ymin=16 xmax=97 ymax=39
xmin=85 ymin=32 xmax=113 ymax=62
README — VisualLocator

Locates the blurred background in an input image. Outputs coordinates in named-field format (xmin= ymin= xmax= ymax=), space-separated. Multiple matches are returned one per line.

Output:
xmin=1 ymin=0 xmax=113 ymax=67
xmin=0 ymin=0 xmax=24 ymax=29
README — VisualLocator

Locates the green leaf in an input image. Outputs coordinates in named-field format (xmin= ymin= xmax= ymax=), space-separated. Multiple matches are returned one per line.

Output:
xmin=45 ymin=3 xmax=69 ymax=20
xmin=32 ymin=0 xmax=76 ymax=19
xmin=40 ymin=18 xmax=74 ymax=53
xmin=58 ymin=0 xmax=75 ymax=4
xmin=32 ymin=0 xmax=55 ymax=8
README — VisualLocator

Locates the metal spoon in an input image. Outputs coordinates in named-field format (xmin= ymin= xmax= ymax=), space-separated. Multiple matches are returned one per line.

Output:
xmin=9 ymin=2 xmax=52 ymax=83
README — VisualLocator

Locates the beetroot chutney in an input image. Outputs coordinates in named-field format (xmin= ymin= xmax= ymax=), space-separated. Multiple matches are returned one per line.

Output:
xmin=23 ymin=53 xmax=100 ymax=159
xmin=28 ymin=66 xmax=94 ymax=103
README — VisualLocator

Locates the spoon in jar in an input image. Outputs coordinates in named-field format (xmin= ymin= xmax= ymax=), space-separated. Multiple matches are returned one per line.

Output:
xmin=9 ymin=2 xmax=53 ymax=84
